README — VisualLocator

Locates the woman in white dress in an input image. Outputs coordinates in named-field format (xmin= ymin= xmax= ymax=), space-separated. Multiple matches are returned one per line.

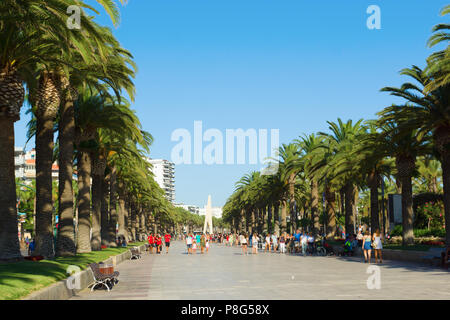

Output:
xmin=372 ymin=228 xmax=383 ymax=263
xmin=252 ymin=233 xmax=259 ymax=254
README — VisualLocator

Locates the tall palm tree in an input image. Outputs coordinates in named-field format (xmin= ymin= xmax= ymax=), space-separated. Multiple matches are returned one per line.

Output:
xmin=378 ymin=65 xmax=447 ymax=244
xmin=0 ymin=0 xmax=103 ymax=259
xmin=319 ymin=119 xmax=366 ymax=236
xmin=425 ymin=5 xmax=450 ymax=93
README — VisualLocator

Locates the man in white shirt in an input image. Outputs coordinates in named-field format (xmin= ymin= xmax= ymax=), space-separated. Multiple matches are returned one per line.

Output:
xmin=271 ymin=234 xmax=278 ymax=252
xmin=186 ymin=234 xmax=193 ymax=254
xmin=301 ymin=233 xmax=308 ymax=256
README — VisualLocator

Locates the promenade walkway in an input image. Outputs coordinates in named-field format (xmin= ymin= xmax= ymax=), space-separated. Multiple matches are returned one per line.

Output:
xmin=70 ymin=240 xmax=450 ymax=300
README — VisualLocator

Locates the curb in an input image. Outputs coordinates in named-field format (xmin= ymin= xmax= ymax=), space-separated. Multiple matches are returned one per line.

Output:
xmin=23 ymin=244 xmax=146 ymax=300
xmin=331 ymin=245 xmax=442 ymax=266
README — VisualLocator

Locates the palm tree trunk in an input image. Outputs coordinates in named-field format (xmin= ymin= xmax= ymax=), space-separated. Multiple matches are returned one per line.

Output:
xmin=131 ymin=201 xmax=137 ymax=241
xmin=435 ymin=127 xmax=450 ymax=246
xmin=141 ymin=210 xmax=146 ymax=235
xmin=368 ymin=170 xmax=380 ymax=235
xmin=101 ymin=173 xmax=110 ymax=246
xmin=76 ymin=151 xmax=92 ymax=253
xmin=344 ymin=182 xmax=355 ymax=237
xmin=280 ymin=200 xmax=287 ymax=235
xmin=55 ymin=90 xmax=76 ymax=257
xmin=240 ymin=209 xmax=246 ymax=234
xmin=108 ymin=167 xmax=117 ymax=247
xmin=396 ymin=155 xmax=415 ymax=246
xmin=273 ymin=203 xmax=279 ymax=235
xmin=34 ymin=108 xmax=56 ymax=258
xmin=325 ymin=186 xmax=336 ymax=239
xmin=90 ymin=170 xmax=103 ymax=251
xmin=136 ymin=206 xmax=141 ymax=239
xmin=117 ymin=183 xmax=127 ymax=240
xmin=0 ymin=118 xmax=22 ymax=260
xmin=311 ymin=180 xmax=319 ymax=236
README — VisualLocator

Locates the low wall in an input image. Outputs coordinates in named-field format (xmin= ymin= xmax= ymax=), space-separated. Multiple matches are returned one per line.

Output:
xmin=332 ymin=245 xmax=441 ymax=266
xmin=23 ymin=244 xmax=146 ymax=300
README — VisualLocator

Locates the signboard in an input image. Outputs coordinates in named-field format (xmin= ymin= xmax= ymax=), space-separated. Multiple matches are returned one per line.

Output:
xmin=388 ymin=194 xmax=402 ymax=228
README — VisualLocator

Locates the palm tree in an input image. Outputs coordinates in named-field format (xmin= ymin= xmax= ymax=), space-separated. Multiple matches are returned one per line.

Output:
xmin=0 ymin=0 xmax=80 ymax=260
xmin=425 ymin=5 xmax=450 ymax=93
xmin=319 ymin=118 xmax=366 ymax=236
xmin=378 ymin=65 xmax=448 ymax=244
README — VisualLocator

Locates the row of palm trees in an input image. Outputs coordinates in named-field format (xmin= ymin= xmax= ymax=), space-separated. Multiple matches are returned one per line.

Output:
xmin=0 ymin=0 xmax=207 ymax=260
xmin=222 ymin=5 xmax=450 ymax=246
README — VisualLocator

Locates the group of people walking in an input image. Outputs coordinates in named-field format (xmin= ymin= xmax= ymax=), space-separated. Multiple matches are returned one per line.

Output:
xmin=185 ymin=233 xmax=211 ymax=254
xmin=233 ymin=230 xmax=317 ymax=256
xmin=220 ymin=228 xmax=383 ymax=264
xmin=147 ymin=233 xmax=172 ymax=254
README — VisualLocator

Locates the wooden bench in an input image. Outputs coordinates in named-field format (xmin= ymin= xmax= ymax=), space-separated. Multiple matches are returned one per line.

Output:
xmin=88 ymin=263 xmax=120 ymax=292
xmin=441 ymin=246 xmax=450 ymax=269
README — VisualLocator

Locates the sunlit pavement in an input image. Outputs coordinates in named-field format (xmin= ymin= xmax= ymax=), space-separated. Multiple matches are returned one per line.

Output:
xmin=70 ymin=240 xmax=450 ymax=300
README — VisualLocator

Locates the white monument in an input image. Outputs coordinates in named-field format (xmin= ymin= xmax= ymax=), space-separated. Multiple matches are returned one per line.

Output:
xmin=203 ymin=195 xmax=213 ymax=234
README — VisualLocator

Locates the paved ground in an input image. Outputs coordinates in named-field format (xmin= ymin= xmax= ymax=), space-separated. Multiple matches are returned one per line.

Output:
xmin=70 ymin=240 xmax=450 ymax=300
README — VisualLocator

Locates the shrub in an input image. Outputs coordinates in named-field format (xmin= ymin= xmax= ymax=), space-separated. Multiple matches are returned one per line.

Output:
xmin=389 ymin=226 xmax=445 ymax=238
xmin=390 ymin=225 xmax=403 ymax=237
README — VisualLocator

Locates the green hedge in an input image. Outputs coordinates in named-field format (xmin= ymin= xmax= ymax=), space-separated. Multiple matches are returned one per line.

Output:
xmin=390 ymin=226 xmax=445 ymax=238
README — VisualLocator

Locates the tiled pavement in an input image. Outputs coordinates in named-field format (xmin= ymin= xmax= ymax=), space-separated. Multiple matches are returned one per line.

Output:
xmin=70 ymin=241 xmax=450 ymax=300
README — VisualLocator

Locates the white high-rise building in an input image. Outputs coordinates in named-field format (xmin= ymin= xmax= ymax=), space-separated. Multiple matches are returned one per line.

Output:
xmin=147 ymin=158 xmax=175 ymax=203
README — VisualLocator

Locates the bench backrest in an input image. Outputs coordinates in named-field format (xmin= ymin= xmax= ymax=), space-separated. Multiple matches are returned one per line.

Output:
xmin=88 ymin=263 xmax=103 ymax=280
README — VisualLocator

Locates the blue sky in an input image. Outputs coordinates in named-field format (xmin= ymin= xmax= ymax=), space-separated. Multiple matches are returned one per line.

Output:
xmin=14 ymin=0 xmax=449 ymax=208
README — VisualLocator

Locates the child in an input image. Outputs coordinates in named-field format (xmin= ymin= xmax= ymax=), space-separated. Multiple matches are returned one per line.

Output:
xmin=192 ymin=238 xmax=197 ymax=254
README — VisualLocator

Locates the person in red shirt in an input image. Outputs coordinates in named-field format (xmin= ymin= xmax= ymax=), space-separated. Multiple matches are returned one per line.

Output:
xmin=147 ymin=234 xmax=154 ymax=254
xmin=164 ymin=233 xmax=172 ymax=254
xmin=156 ymin=234 xmax=162 ymax=254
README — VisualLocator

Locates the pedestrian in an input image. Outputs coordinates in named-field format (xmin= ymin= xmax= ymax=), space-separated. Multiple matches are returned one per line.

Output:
xmin=28 ymin=238 xmax=35 ymax=256
xmin=252 ymin=233 xmax=259 ymax=254
xmin=186 ymin=233 xmax=193 ymax=254
xmin=294 ymin=229 xmax=301 ymax=253
xmin=148 ymin=234 xmax=154 ymax=254
xmin=301 ymin=232 xmax=308 ymax=256
xmin=156 ymin=234 xmax=163 ymax=254
xmin=200 ymin=234 xmax=206 ymax=254
xmin=206 ymin=235 xmax=210 ymax=253
xmin=241 ymin=233 xmax=248 ymax=255
xmin=164 ymin=232 xmax=172 ymax=254
xmin=307 ymin=232 xmax=315 ymax=255
xmin=265 ymin=233 xmax=271 ymax=253
xmin=362 ymin=232 xmax=372 ymax=263
xmin=271 ymin=233 xmax=278 ymax=252
xmin=279 ymin=232 xmax=286 ymax=254
xmin=192 ymin=236 xmax=197 ymax=254
xmin=372 ymin=229 xmax=383 ymax=264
